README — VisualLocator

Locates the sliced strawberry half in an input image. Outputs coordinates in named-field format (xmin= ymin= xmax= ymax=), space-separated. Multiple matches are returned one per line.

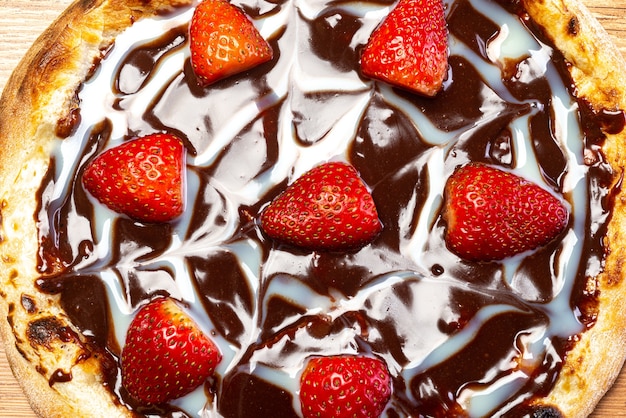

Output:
xmin=443 ymin=163 xmax=570 ymax=261
xmin=360 ymin=0 xmax=448 ymax=97
xmin=260 ymin=162 xmax=382 ymax=251
xmin=300 ymin=355 xmax=392 ymax=418
xmin=82 ymin=133 xmax=185 ymax=223
xmin=121 ymin=297 xmax=222 ymax=405
xmin=189 ymin=0 xmax=273 ymax=86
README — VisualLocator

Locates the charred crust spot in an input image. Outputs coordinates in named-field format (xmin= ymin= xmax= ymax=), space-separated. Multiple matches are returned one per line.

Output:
xmin=567 ymin=16 xmax=579 ymax=36
xmin=530 ymin=405 xmax=564 ymax=418
xmin=27 ymin=316 xmax=78 ymax=350
xmin=512 ymin=404 xmax=565 ymax=418
xmin=20 ymin=294 xmax=37 ymax=315
xmin=27 ymin=317 xmax=62 ymax=349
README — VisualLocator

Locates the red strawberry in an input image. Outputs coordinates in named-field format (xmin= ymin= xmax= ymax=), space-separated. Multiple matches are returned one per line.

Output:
xmin=300 ymin=355 xmax=391 ymax=418
xmin=189 ymin=0 xmax=273 ymax=86
xmin=260 ymin=162 xmax=382 ymax=251
xmin=121 ymin=297 xmax=222 ymax=405
xmin=360 ymin=0 xmax=448 ymax=97
xmin=443 ymin=163 xmax=569 ymax=261
xmin=82 ymin=133 xmax=185 ymax=223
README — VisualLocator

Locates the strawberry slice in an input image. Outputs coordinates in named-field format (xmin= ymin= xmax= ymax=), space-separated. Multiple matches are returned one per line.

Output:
xmin=300 ymin=355 xmax=391 ymax=418
xmin=443 ymin=163 xmax=570 ymax=261
xmin=360 ymin=0 xmax=448 ymax=97
xmin=189 ymin=0 xmax=273 ymax=86
xmin=82 ymin=133 xmax=185 ymax=223
xmin=121 ymin=297 xmax=222 ymax=405
xmin=260 ymin=162 xmax=382 ymax=251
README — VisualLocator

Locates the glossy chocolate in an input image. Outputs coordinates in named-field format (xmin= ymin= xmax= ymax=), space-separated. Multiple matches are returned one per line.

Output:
xmin=34 ymin=0 xmax=621 ymax=416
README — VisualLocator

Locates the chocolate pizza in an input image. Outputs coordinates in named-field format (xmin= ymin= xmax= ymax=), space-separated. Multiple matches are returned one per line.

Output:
xmin=1 ymin=0 xmax=626 ymax=416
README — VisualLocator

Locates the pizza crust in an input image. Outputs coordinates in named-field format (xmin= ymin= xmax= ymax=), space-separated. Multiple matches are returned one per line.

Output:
xmin=0 ymin=0 xmax=625 ymax=417
xmin=0 ymin=1 xmax=192 ymax=416
xmin=520 ymin=0 xmax=626 ymax=416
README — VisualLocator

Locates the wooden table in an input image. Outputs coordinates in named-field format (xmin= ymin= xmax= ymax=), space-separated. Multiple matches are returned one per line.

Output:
xmin=1 ymin=0 xmax=626 ymax=416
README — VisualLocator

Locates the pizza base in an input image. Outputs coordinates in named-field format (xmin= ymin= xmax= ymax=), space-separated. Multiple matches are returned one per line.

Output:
xmin=521 ymin=0 xmax=626 ymax=416
xmin=0 ymin=0 xmax=625 ymax=417
xmin=0 ymin=1 xmax=193 ymax=416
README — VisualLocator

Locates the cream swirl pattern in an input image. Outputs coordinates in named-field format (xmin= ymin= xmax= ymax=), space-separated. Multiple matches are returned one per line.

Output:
xmin=36 ymin=0 xmax=616 ymax=416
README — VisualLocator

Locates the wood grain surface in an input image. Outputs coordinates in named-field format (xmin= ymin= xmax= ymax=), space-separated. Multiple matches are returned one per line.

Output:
xmin=1 ymin=0 xmax=626 ymax=416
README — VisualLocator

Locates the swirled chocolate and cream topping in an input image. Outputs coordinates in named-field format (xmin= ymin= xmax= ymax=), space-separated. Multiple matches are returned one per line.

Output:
xmin=31 ymin=0 xmax=623 ymax=416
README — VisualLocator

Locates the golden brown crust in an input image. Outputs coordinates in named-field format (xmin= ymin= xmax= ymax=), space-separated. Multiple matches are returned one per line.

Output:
xmin=520 ymin=0 xmax=626 ymax=417
xmin=1 ymin=0 xmax=626 ymax=416
xmin=0 ymin=1 xmax=192 ymax=416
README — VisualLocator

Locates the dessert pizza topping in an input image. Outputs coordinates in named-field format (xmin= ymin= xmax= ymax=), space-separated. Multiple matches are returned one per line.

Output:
xmin=300 ymin=355 xmax=391 ymax=418
xmin=189 ymin=0 xmax=273 ymax=86
xmin=260 ymin=162 xmax=382 ymax=251
xmin=82 ymin=133 xmax=186 ymax=223
xmin=443 ymin=163 xmax=570 ymax=262
xmin=29 ymin=0 xmax=619 ymax=415
xmin=120 ymin=297 xmax=222 ymax=405
xmin=360 ymin=0 xmax=448 ymax=97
